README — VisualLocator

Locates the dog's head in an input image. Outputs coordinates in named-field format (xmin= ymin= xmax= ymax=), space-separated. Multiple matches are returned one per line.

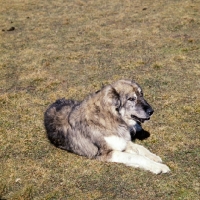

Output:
xmin=110 ymin=80 xmax=154 ymax=127
xmin=95 ymin=80 xmax=153 ymax=130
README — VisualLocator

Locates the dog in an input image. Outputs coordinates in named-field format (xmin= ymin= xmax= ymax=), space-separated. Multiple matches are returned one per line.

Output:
xmin=44 ymin=79 xmax=170 ymax=174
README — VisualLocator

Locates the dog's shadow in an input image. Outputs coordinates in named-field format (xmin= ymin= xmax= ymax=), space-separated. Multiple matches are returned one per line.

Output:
xmin=131 ymin=129 xmax=150 ymax=141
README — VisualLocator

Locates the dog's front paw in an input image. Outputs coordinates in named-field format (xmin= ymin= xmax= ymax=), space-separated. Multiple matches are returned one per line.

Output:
xmin=148 ymin=153 xmax=163 ymax=163
xmin=149 ymin=163 xmax=170 ymax=174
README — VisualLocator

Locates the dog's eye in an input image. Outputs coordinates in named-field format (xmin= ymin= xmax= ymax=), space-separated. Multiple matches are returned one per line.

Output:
xmin=128 ymin=97 xmax=136 ymax=101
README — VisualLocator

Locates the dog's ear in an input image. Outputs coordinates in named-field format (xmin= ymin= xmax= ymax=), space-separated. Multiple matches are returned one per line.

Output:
xmin=103 ymin=85 xmax=121 ymax=109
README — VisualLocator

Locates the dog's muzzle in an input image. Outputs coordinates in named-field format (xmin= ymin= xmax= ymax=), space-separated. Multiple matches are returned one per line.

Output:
xmin=131 ymin=108 xmax=154 ymax=123
xmin=131 ymin=115 xmax=150 ymax=123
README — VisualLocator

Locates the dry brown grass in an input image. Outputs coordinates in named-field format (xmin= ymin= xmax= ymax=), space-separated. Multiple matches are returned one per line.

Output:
xmin=0 ymin=0 xmax=200 ymax=199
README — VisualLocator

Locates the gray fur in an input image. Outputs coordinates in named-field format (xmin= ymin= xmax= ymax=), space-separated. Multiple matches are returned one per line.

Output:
xmin=44 ymin=80 xmax=154 ymax=160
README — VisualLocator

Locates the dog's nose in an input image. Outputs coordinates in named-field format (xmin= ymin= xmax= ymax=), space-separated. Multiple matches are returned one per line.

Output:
xmin=147 ymin=108 xmax=154 ymax=116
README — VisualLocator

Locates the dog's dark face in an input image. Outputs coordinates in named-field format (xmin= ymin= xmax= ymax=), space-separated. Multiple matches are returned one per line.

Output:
xmin=112 ymin=80 xmax=154 ymax=127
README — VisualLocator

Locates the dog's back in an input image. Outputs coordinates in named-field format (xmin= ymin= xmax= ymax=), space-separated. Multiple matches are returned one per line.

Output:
xmin=44 ymin=98 xmax=79 ymax=149
xmin=44 ymin=98 xmax=101 ymax=158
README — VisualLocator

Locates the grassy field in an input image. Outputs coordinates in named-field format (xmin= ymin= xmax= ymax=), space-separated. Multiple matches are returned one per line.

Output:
xmin=0 ymin=0 xmax=199 ymax=199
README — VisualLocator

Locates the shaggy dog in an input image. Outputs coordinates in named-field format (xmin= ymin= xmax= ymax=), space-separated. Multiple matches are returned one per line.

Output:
xmin=44 ymin=80 xmax=170 ymax=174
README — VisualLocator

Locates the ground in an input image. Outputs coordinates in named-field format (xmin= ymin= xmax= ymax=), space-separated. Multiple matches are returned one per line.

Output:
xmin=0 ymin=0 xmax=199 ymax=199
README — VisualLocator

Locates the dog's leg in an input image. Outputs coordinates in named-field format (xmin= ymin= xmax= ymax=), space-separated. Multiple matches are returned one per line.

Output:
xmin=125 ymin=142 xmax=163 ymax=163
xmin=107 ymin=151 xmax=170 ymax=174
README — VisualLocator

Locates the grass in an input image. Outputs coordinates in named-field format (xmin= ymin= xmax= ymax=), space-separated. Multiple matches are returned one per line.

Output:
xmin=0 ymin=0 xmax=200 ymax=199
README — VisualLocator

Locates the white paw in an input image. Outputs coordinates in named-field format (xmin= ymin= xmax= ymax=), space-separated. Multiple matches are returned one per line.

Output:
xmin=149 ymin=163 xmax=170 ymax=174
xmin=147 ymin=154 xmax=163 ymax=163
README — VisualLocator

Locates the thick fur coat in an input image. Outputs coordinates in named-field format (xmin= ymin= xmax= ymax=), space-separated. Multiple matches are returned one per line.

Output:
xmin=44 ymin=80 xmax=170 ymax=174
